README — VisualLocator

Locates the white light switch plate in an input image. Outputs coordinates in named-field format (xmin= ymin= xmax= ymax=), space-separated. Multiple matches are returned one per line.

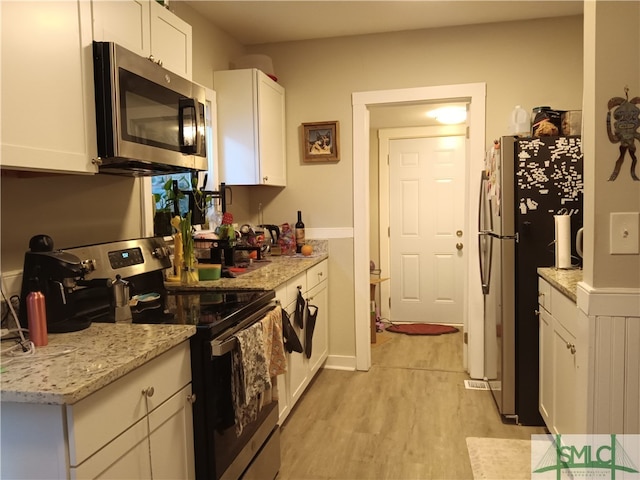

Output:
xmin=610 ymin=212 xmax=640 ymax=254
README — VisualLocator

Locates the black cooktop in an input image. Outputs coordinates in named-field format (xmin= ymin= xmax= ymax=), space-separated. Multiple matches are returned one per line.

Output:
xmin=159 ymin=289 xmax=275 ymax=335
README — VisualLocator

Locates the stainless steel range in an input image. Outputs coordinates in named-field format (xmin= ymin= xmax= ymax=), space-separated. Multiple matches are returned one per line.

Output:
xmin=56 ymin=236 xmax=281 ymax=480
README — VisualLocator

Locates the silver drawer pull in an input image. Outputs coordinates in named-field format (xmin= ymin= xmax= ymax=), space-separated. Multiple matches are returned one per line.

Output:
xmin=566 ymin=343 xmax=576 ymax=355
xmin=142 ymin=386 xmax=155 ymax=397
xmin=187 ymin=393 xmax=196 ymax=404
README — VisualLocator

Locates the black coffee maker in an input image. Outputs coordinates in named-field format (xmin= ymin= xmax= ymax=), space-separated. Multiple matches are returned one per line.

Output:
xmin=19 ymin=235 xmax=92 ymax=333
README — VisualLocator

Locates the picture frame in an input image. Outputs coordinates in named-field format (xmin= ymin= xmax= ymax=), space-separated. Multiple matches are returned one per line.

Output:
xmin=302 ymin=121 xmax=340 ymax=162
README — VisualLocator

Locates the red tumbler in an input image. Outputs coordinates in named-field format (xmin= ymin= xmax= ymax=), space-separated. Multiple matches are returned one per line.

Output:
xmin=26 ymin=290 xmax=48 ymax=347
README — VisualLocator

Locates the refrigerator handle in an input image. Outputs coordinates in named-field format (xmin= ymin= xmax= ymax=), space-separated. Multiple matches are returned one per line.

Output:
xmin=478 ymin=232 xmax=491 ymax=295
xmin=478 ymin=171 xmax=487 ymax=233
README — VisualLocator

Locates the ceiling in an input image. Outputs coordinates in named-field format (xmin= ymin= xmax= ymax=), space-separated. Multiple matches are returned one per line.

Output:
xmin=181 ymin=1 xmax=583 ymax=46
xmin=180 ymin=0 xmax=583 ymax=128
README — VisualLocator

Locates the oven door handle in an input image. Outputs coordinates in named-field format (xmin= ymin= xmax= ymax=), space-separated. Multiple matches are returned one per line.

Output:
xmin=210 ymin=302 xmax=276 ymax=357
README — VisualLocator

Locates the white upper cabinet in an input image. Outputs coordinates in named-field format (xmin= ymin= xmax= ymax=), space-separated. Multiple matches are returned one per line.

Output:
xmin=0 ymin=0 xmax=192 ymax=176
xmin=93 ymin=0 xmax=193 ymax=79
xmin=0 ymin=1 xmax=98 ymax=174
xmin=91 ymin=0 xmax=151 ymax=57
xmin=214 ymin=68 xmax=287 ymax=186
xmin=149 ymin=1 xmax=192 ymax=79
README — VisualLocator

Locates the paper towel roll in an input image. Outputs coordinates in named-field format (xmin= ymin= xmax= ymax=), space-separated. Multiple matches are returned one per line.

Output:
xmin=554 ymin=215 xmax=572 ymax=269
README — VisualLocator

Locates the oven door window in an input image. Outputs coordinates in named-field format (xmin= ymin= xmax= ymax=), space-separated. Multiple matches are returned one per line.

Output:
xmin=119 ymin=68 xmax=183 ymax=152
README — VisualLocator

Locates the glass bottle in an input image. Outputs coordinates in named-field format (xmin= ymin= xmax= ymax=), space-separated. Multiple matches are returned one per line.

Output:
xmin=295 ymin=210 xmax=305 ymax=254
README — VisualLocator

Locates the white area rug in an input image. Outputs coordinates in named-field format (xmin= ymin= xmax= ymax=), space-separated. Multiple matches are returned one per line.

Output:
xmin=466 ymin=437 xmax=531 ymax=479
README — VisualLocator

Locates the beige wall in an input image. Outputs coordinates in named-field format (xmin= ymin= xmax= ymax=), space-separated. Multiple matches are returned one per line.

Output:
xmin=0 ymin=174 xmax=144 ymax=271
xmin=582 ymin=1 xmax=640 ymax=289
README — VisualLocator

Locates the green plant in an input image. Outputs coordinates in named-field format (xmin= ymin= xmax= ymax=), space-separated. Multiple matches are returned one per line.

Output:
xmin=154 ymin=177 xmax=186 ymax=215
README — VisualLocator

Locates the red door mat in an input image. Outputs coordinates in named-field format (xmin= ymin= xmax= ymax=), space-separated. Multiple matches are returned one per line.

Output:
xmin=386 ymin=323 xmax=459 ymax=336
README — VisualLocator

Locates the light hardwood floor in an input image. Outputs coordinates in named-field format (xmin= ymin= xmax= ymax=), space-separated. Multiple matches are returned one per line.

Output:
xmin=277 ymin=329 xmax=546 ymax=479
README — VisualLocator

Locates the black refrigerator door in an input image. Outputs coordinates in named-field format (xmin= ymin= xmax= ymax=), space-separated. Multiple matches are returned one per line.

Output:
xmin=513 ymin=136 xmax=583 ymax=425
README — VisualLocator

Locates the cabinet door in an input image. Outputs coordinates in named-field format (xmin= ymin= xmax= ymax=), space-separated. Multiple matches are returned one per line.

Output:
xmin=307 ymin=280 xmax=328 ymax=375
xmin=539 ymin=308 xmax=553 ymax=429
xmin=287 ymin=300 xmax=309 ymax=406
xmin=214 ymin=69 xmax=286 ymax=186
xmin=0 ymin=0 xmax=98 ymax=174
xmin=553 ymin=319 xmax=578 ymax=434
xmin=257 ymin=70 xmax=286 ymax=186
xmin=148 ymin=385 xmax=195 ymax=480
xmin=92 ymin=0 xmax=151 ymax=57
xmin=149 ymin=0 xmax=192 ymax=79
xmin=71 ymin=417 xmax=151 ymax=479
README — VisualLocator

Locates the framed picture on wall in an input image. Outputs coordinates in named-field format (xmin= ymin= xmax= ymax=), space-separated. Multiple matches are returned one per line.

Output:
xmin=302 ymin=121 xmax=340 ymax=162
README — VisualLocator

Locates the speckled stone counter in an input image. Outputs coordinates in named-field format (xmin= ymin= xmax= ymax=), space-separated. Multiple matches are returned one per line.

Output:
xmin=537 ymin=267 xmax=583 ymax=302
xmin=167 ymin=241 xmax=328 ymax=292
xmin=0 ymin=323 xmax=195 ymax=405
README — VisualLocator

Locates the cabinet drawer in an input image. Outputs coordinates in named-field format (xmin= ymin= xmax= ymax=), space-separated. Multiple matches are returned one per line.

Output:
xmin=67 ymin=342 xmax=191 ymax=466
xmin=550 ymin=287 xmax=578 ymax=334
xmin=286 ymin=272 xmax=307 ymax=306
xmin=275 ymin=283 xmax=287 ymax=306
xmin=307 ymin=260 xmax=328 ymax=291
xmin=538 ymin=277 xmax=551 ymax=310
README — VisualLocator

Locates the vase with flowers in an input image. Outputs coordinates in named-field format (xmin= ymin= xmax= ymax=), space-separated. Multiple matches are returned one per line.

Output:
xmin=171 ymin=212 xmax=198 ymax=285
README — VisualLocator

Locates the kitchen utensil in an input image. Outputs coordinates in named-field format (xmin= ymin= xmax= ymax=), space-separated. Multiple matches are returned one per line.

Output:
xmin=112 ymin=274 xmax=132 ymax=323
xmin=259 ymin=224 xmax=280 ymax=246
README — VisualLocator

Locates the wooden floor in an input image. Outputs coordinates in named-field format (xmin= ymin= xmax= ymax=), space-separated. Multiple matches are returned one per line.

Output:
xmin=277 ymin=329 xmax=546 ymax=479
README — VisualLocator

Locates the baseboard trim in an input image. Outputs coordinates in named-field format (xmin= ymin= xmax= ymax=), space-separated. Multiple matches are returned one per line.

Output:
xmin=323 ymin=354 xmax=357 ymax=371
xmin=577 ymin=281 xmax=640 ymax=317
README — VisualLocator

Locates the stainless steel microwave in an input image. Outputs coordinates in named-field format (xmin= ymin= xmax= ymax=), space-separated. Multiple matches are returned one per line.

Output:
xmin=92 ymin=41 xmax=207 ymax=176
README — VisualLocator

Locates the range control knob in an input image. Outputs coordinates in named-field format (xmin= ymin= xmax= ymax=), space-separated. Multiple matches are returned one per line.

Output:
xmin=152 ymin=246 xmax=169 ymax=259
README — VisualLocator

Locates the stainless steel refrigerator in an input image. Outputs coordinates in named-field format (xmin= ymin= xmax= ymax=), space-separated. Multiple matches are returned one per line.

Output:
xmin=478 ymin=136 xmax=583 ymax=425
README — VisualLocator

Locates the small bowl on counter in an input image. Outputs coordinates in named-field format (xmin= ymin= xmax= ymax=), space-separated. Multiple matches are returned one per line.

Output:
xmin=197 ymin=263 xmax=222 ymax=281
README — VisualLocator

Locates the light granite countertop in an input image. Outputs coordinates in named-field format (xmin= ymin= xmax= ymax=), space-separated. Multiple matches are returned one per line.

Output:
xmin=166 ymin=243 xmax=328 ymax=292
xmin=537 ymin=267 xmax=583 ymax=302
xmin=0 ymin=323 xmax=195 ymax=405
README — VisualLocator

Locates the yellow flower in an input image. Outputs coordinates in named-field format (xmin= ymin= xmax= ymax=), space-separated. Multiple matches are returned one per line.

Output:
xmin=170 ymin=215 xmax=182 ymax=230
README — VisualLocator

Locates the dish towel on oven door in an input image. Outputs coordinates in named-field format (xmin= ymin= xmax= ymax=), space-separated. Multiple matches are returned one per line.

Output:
xmin=231 ymin=307 xmax=287 ymax=436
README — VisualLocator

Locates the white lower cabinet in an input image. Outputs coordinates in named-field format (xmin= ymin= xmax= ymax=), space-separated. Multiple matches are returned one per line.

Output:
xmin=538 ymin=278 xmax=587 ymax=434
xmin=1 ymin=342 xmax=194 ymax=480
xmin=275 ymin=260 xmax=329 ymax=424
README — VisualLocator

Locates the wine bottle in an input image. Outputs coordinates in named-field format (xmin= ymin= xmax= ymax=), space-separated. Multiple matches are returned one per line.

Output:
xmin=295 ymin=210 xmax=305 ymax=253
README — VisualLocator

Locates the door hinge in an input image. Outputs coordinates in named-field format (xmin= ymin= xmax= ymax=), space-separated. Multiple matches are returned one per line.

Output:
xmin=388 ymin=226 xmax=390 ymax=238
xmin=463 ymin=332 xmax=468 ymax=344
xmin=466 ymin=126 xmax=470 ymax=139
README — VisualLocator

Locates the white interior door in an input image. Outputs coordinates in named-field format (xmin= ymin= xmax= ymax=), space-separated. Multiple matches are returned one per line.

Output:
xmin=389 ymin=135 xmax=466 ymax=323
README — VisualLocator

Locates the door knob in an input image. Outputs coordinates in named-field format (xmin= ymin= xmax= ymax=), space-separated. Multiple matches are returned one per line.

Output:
xmin=456 ymin=243 xmax=464 ymax=250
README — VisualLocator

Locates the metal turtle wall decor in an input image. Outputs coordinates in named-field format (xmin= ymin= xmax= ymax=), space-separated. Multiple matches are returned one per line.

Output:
xmin=607 ymin=86 xmax=640 ymax=181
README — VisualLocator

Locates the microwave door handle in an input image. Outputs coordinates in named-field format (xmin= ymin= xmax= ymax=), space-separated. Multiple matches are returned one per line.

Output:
xmin=179 ymin=98 xmax=198 ymax=154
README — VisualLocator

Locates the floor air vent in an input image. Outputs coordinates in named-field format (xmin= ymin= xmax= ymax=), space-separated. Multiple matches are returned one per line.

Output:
xmin=464 ymin=380 xmax=489 ymax=390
